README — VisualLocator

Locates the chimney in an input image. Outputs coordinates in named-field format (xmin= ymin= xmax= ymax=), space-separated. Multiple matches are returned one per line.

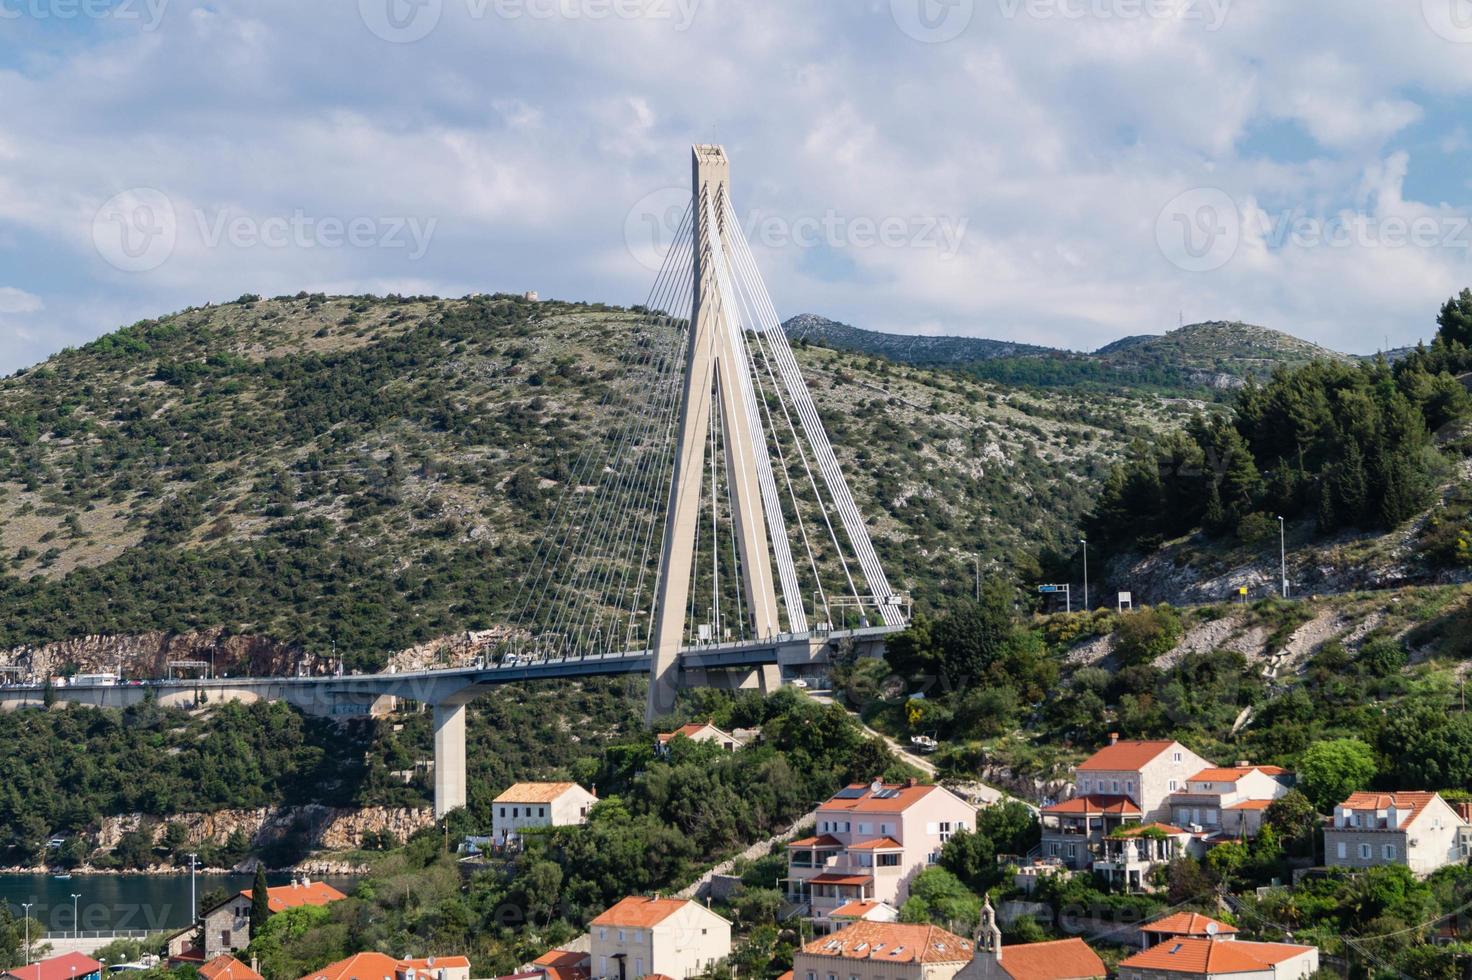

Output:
xmin=1108 ymin=733 xmax=1119 ymax=745
xmin=1236 ymin=760 xmax=1251 ymax=768
xmin=905 ymin=777 xmax=917 ymax=789
xmin=871 ymin=778 xmax=883 ymax=793
xmin=251 ymin=956 xmax=259 ymax=975
xmin=1457 ymin=802 xmax=1472 ymax=824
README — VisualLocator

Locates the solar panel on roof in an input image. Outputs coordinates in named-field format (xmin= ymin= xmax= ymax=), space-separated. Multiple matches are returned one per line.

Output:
xmin=833 ymin=787 xmax=866 ymax=799
xmin=873 ymin=788 xmax=900 ymax=799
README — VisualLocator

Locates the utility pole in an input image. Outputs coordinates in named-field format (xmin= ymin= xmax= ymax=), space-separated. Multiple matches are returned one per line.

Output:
xmin=71 ymin=893 xmax=81 ymax=939
xmin=187 ymin=852 xmax=199 ymax=925
xmin=21 ymin=901 xmax=32 ymax=965
xmin=1079 ymin=538 xmax=1089 ymax=611
xmin=1278 ymin=516 xmax=1288 ymax=598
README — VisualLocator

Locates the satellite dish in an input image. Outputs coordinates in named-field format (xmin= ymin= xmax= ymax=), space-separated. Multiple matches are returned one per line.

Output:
xmin=1205 ymin=922 xmax=1220 ymax=936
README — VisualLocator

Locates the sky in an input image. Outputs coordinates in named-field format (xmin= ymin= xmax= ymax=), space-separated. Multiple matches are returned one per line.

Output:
xmin=2 ymin=0 xmax=1472 ymax=372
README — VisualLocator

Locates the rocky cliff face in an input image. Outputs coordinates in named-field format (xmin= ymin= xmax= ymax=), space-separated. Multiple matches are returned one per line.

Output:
xmin=0 ymin=627 xmax=315 ymax=683
xmin=95 ymin=805 xmax=433 ymax=853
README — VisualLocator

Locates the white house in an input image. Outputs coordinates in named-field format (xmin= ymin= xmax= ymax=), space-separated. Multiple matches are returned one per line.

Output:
xmin=492 ymin=782 xmax=599 ymax=848
xmin=654 ymin=721 xmax=743 ymax=755
xmin=1324 ymin=791 xmax=1472 ymax=876
xmin=589 ymin=896 xmax=730 ymax=980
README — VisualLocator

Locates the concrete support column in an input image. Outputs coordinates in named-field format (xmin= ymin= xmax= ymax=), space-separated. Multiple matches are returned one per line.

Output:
xmin=433 ymin=702 xmax=467 ymax=819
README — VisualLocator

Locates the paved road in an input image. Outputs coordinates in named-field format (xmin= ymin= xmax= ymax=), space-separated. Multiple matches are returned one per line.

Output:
xmin=805 ymin=691 xmax=1010 ymax=807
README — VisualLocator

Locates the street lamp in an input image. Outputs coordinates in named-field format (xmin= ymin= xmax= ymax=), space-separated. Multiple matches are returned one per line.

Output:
xmin=1079 ymin=538 xmax=1089 ymax=611
xmin=20 ymin=901 xmax=32 ymax=965
xmin=71 ymin=893 xmax=81 ymax=939
xmin=1278 ymin=516 xmax=1288 ymax=598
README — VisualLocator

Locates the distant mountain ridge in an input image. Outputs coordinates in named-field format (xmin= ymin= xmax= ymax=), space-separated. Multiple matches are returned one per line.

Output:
xmin=782 ymin=314 xmax=1355 ymax=390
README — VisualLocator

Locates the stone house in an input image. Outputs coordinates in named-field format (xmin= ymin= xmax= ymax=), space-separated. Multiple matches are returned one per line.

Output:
xmin=492 ymin=782 xmax=598 ymax=849
xmin=793 ymin=921 xmax=974 ymax=980
xmin=589 ymin=896 xmax=731 ymax=980
xmin=1324 ymin=791 xmax=1472 ymax=876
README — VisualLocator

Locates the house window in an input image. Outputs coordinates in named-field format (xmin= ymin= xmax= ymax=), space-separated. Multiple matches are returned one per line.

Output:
xmin=1337 ymin=842 xmax=1346 ymax=860
xmin=878 ymin=853 xmax=901 ymax=867
xmin=499 ymin=807 xmax=506 ymax=817
xmin=618 ymin=930 xmax=626 ymax=942
xmin=858 ymin=823 xmax=871 ymax=834
xmin=1360 ymin=844 xmax=1372 ymax=860
xmin=1384 ymin=845 xmax=1397 ymax=860
xmin=1126 ymin=780 xmax=1135 ymax=795
xmin=598 ymin=929 xmax=607 ymax=941
xmin=1168 ymin=780 xmax=1177 ymax=791
xmin=1081 ymin=779 xmax=1092 ymax=793
xmin=806 ymin=973 xmax=815 ymax=980
xmin=1111 ymin=780 xmax=1120 ymax=793
xmin=539 ymin=807 xmax=546 ymax=817
xmin=599 ymin=958 xmax=608 ymax=975
xmin=513 ymin=807 xmax=520 ymax=818
xmin=1173 ymin=752 xmax=1182 ymax=762
xmin=635 ymin=959 xmax=644 ymax=976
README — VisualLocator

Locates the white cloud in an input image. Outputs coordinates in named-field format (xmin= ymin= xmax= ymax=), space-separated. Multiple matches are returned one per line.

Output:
xmin=0 ymin=287 xmax=43 ymax=315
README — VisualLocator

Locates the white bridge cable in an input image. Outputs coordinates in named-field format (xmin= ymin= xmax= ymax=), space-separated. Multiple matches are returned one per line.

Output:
xmin=546 ymin=239 xmax=695 ymax=653
xmin=509 ymin=202 xmax=694 ymax=644
xmin=521 ymin=207 xmax=695 ymax=651
xmin=702 ymin=191 xmax=808 ymax=636
xmin=719 ymin=187 xmax=904 ymax=627
xmin=560 ymin=247 xmax=697 ymax=654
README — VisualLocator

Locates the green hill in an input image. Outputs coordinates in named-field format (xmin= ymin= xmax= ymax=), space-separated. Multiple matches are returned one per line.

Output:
xmin=0 ymin=293 xmax=1199 ymax=671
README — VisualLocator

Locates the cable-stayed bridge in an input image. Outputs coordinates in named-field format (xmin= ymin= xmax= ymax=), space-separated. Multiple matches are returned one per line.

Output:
xmin=0 ymin=146 xmax=909 ymax=818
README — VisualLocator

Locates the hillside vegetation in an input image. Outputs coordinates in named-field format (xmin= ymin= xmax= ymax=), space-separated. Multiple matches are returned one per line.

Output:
xmin=0 ymin=292 xmax=1197 ymax=670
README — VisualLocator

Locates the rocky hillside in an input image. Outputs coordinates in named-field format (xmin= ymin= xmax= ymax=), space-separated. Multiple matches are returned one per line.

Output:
xmin=783 ymin=313 xmax=1055 ymax=363
xmin=784 ymin=314 xmax=1360 ymax=392
xmin=0 ymin=293 xmax=1202 ymax=673
xmin=1094 ymin=320 xmax=1350 ymax=388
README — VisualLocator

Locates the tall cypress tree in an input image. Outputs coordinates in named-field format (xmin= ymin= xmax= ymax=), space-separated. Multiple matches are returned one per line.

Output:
xmin=249 ymin=866 xmax=271 ymax=936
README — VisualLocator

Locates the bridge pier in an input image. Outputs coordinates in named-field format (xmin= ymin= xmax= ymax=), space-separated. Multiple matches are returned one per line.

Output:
xmin=433 ymin=702 xmax=467 ymax=819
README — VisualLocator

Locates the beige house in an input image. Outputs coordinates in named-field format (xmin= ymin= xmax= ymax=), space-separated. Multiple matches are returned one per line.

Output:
xmin=299 ymin=953 xmax=472 ymax=980
xmin=589 ymin=896 xmax=730 ymax=980
xmin=1117 ymin=938 xmax=1318 ymax=979
xmin=959 ymin=899 xmax=1105 ymax=980
xmin=1139 ymin=913 xmax=1239 ymax=947
xmin=492 ymin=782 xmax=599 ymax=848
xmin=786 ymin=779 xmax=976 ymax=928
xmin=793 ymin=921 xmax=973 ymax=980
xmin=654 ymin=721 xmax=743 ymax=755
xmin=1166 ymin=766 xmax=1294 ymax=840
xmin=170 ymin=878 xmax=347 ymax=961
xmin=1324 ymin=791 xmax=1472 ymax=876
xmin=1093 ymin=823 xmax=1196 ymax=892
xmin=1041 ymin=737 xmax=1212 ymax=870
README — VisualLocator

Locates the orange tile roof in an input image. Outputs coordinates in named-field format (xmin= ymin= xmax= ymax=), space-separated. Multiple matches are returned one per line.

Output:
xmin=399 ymin=957 xmax=471 ymax=973
xmin=787 ymin=834 xmax=844 ymax=848
xmin=298 ymin=953 xmax=468 ymax=980
xmin=776 ymin=973 xmax=794 ymax=980
xmin=1042 ymin=795 xmax=1141 ymax=817
xmin=1337 ymin=791 xmax=1439 ymax=827
xmin=847 ymin=837 xmax=903 ymax=850
xmin=1140 ymin=912 xmax=1239 ymax=937
xmin=995 ymin=938 xmax=1106 ymax=980
xmin=1224 ymin=799 xmax=1275 ymax=811
xmin=493 ymin=782 xmax=583 ymax=804
xmin=1188 ymin=765 xmax=1289 ymax=782
xmin=801 ymin=922 xmax=973 ymax=964
xmin=1077 ymin=740 xmax=1178 ymax=771
xmin=1111 ymin=822 xmax=1186 ymax=837
xmin=300 ymin=952 xmax=401 ymax=980
xmin=810 ymin=872 xmax=874 ymax=886
xmin=590 ymin=896 xmax=691 ymax=928
xmin=1120 ymin=938 xmax=1314 ymax=974
xmin=656 ymin=722 xmax=731 ymax=744
xmin=199 ymin=955 xmax=264 ymax=980
xmin=5 ymin=953 xmax=104 ymax=980
xmin=830 ymin=900 xmax=895 ymax=920
xmin=819 ymin=782 xmax=943 ymax=813
xmin=238 ymin=880 xmax=348 ymax=913
xmin=531 ymin=950 xmax=588 ymax=980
